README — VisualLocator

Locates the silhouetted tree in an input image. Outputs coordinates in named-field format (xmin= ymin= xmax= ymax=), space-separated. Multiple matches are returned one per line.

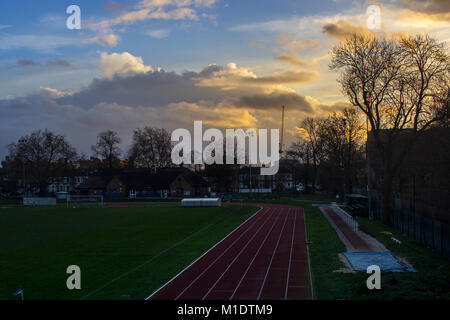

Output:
xmin=8 ymin=129 xmax=77 ymax=195
xmin=91 ymin=130 xmax=121 ymax=171
xmin=128 ymin=127 xmax=171 ymax=169
xmin=297 ymin=117 xmax=325 ymax=192
xmin=330 ymin=34 xmax=450 ymax=224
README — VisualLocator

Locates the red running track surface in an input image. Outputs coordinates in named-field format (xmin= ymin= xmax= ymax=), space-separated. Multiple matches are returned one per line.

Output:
xmin=147 ymin=203 xmax=312 ymax=300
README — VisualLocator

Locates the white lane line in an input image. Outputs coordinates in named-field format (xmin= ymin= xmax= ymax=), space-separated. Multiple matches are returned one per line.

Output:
xmin=201 ymin=208 xmax=279 ymax=300
xmin=303 ymin=207 xmax=315 ymax=300
xmin=229 ymin=209 xmax=285 ymax=300
xmin=145 ymin=206 xmax=264 ymax=300
xmin=174 ymin=207 xmax=273 ymax=300
xmin=257 ymin=207 xmax=290 ymax=300
xmin=284 ymin=207 xmax=297 ymax=299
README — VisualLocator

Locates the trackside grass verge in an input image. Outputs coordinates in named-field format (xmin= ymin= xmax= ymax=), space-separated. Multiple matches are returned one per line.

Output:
xmin=356 ymin=217 xmax=450 ymax=299
xmin=302 ymin=202 xmax=359 ymax=299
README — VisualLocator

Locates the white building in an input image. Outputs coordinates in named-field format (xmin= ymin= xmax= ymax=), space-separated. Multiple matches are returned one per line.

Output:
xmin=48 ymin=176 xmax=88 ymax=193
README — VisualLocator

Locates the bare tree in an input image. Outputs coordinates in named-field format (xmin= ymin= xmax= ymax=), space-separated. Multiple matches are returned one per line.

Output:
xmin=128 ymin=127 xmax=171 ymax=169
xmin=153 ymin=128 xmax=172 ymax=167
xmin=297 ymin=117 xmax=325 ymax=192
xmin=8 ymin=129 xmax=77 ymax=195
xmin=287 ymin=140 xmax=313 ymax=190
xmin=319 ymin=108 xmax=365 ymax=195
xmin=91 ymin=130 xmax=121 ymax=170
xmin=330 ymin=34 xmax=450 ymax=224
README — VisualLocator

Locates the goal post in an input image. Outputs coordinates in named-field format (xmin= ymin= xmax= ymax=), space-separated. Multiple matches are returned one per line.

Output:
xmin=66 ymin=195 xmax=104 ymax=208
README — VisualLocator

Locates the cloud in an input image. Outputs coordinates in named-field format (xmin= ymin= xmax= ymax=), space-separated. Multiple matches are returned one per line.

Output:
xmin=195 ymin=62 xmax=318 ymax=88
xmin=84 ymin=33 xmax=120 ymax=47
xmin=104 ymin=1 xmax=134 ymax=12
xmin=100 ymin=52 xmax=153 ymax=79
xmin=17 ymin=58 xmax=72 ymax=68
xmin=322 ymin=20 xmax=373 ymax=41
xmin=234 ymin=92 xmax=314 ymax=113
xmin=274 ymin=54 xmax=309 ymax=67
xmin=0 ymin=25 xmax=11 ymax=30
xmin=398 ymin=0 xmax=450 ymax=15
xmin=47 ymin=58 xmax=72 ymax=68
xmin=230 ymin=17 xmax=304 ymax=34
xmin=38 ymin=87 xmax=72 ymax=99
xmin=85 ymin=0 xmax=217 ymax=47
xmin=17 ymin=59 xmax=40 ymax=67
xmin=250 ymin=70 xmax=318 ymax=85
xmin=147 ymin=28 xmax=170 ymax=38
xmin=275 ymin=34 xmax=322 ymax=52
xmin=248 ymin=40 xmax=265 ymax=48
xmin=0 ymin=35 xmax=79 ymax=52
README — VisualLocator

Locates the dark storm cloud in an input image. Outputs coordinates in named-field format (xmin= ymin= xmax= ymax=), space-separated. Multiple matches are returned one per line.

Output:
xmin=57 ymin=67 xmax=233 ymax=108
xmin=322 ymin=21 xmax=371 ymax=41
xmin=235 ymin=92 xmax=314 ymax=112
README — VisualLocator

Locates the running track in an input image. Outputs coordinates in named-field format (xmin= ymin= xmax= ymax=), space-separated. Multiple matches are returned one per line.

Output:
xmin=147 ymin=203 xmax=312 ymax=300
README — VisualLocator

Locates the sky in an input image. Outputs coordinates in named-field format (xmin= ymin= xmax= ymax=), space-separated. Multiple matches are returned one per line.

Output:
xmin=0 ymin=0 xmax=449 ymax=159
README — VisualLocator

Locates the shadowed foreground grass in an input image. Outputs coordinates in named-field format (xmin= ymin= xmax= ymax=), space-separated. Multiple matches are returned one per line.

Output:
xmin=0 ymin=204 xmax=257 ymax=300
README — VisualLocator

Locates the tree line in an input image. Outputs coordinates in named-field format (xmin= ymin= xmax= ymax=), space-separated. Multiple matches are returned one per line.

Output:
xmin=328 ymin=34 xmax=449 ymax=225
xmin=287 ymin=108 xmax=367 ymax=198
xmin=0 ymin=127 xmax=173 ymax=196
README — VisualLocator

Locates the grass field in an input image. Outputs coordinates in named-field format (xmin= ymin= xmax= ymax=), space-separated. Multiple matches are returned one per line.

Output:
xmin=0 ymin=203 xmax=258 ymax=300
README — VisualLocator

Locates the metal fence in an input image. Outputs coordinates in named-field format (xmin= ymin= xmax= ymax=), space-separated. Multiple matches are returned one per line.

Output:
xmin=371 ymin=198 xmax=450 ymax=259
xmin=332 ymin=203 xmax=358 ymax=233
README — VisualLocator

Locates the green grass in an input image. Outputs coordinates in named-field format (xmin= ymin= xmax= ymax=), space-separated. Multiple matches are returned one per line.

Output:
xmin=0 ymin=203 xmax=258 ymax=300
xmin=356 ymin=218 xmax=450 ymax=299
xmin=302 ymin=203 xmax=359 ymax=299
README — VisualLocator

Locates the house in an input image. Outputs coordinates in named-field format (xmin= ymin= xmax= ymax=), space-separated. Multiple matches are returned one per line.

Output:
xmin=236 ymin=159 xmax=296 ymax=192
xmin=48 ymin=175 xmax=88 ymax=193
xmin=169 ymin=170 xmax=209 ymax=197
xmin=77 ymin=175 xmax=127 ymax=198
xmin=273 ymin=160 xmax=296 ymax=191
xmin=77 ymin=168 xmax=210 ymax=198
xmin=238 ymin=166 xmax=272 ymax=192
